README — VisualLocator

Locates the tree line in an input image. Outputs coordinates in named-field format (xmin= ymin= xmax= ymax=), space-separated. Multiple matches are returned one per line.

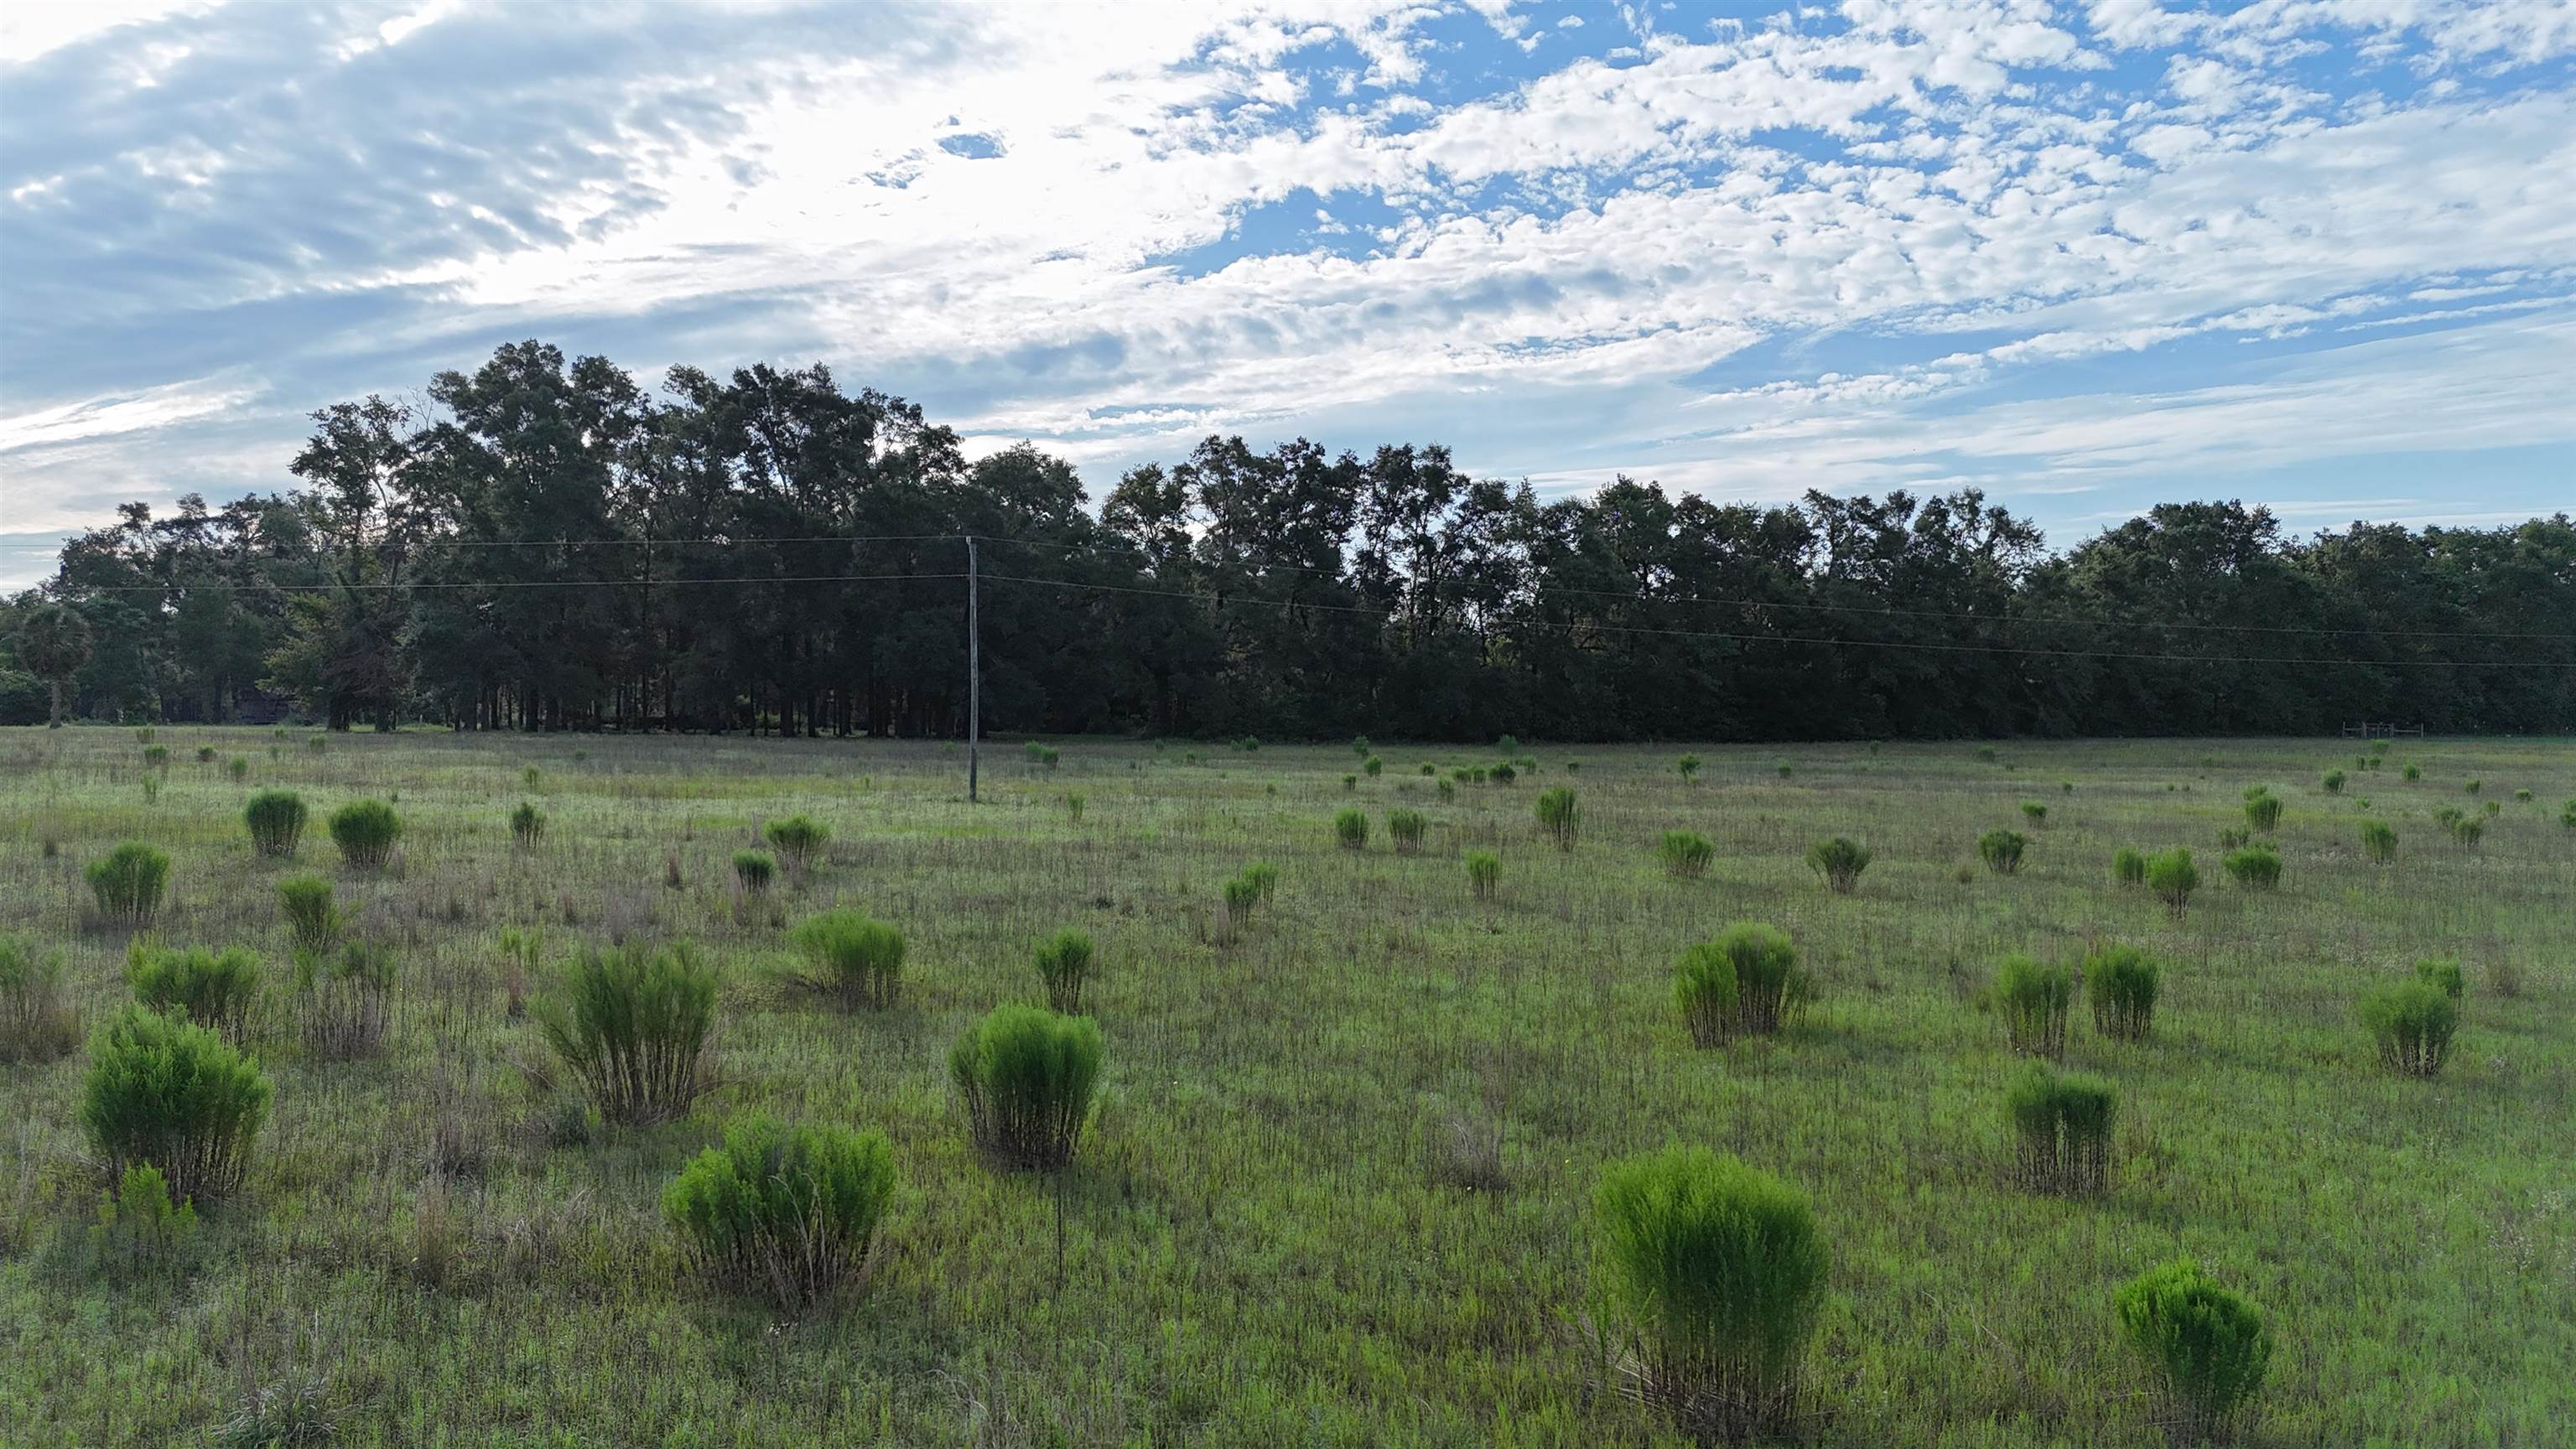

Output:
xmin=4 ymin=340 xmax=2570 ymax=740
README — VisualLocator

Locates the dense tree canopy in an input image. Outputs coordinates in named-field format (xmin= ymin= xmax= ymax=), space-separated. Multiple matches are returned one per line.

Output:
xmin=12 ymin=341 xmax=2572 ymax=740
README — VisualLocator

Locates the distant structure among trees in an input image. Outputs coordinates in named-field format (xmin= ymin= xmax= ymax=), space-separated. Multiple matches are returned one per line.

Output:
xmin=4 ymin=340 xmax=2569 ymax=739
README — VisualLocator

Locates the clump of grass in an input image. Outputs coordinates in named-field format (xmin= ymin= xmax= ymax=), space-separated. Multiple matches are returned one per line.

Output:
xmin=1032 ymin=928 xmax=1096 ymax=1013
xmin=2560 ymin=797 xmax=2575 ymax=828
xmin=0 ymin=934 xmax=80 ymax=1063
xmin=2148 ymin=848 xmax=2199 ymax=916
xmin=1976 ymin=829 xmax=2025 ymax=875
xmin=732 ymin=850 xmax=776 ymax=894
xmin=1803 ymin=836 xmax=1869 ymax=894
xmin=243 ymin=789 xmax=309 ymax=857
xmin=1674 ymin=922 xmax=1802 ymax=1046
xmin=2116 ymin=1256 xmax=2270 ymax=1443
xmin=1995 ymin=953 xmax=2075 ymax=1058
xmin=510 ymin=801 xmax=546 ymax=849
xmin=81 ymin=1003 xmax=272 ymax=1202
xmin=2087 ymin=944 xmax=2160 ymax=1041
xmin=276 ymin=874 xmax=345 ymax=954
xmin=2511 ymin=788 xmax=2531 ymax=803
xmin=787 ymin=911 xmax=906 ymax=1010
xmin=1489 ymin=761 xmax=1517 ymax=785
xmin=1363 ymin=756 xmax=1382 ymax=777
xmin=1333 ymin=808 xmax=1368 ymax=851
xmin=2321 ymin=769 xmax=2345 ymax=795
xmin=126 ymin=942 xmax=262 ymax=1041
xmin=950 ymin=1004 xmax=1103 ymax=1171
xmin=763 ymin=815 xmax=829 ymax=869
xmin=1659 ymin=831 xmax=1715 ymax=880
xmin=1465 ymin=850 xmax=1500 ymax=901
xmin=2448 ymin=815 xmax=2484 ymax=848
xmin=2412 ymin=957 xmax=2464 ymax=1000
xmin=1594 ymin=1146 xmax=1826 ymax=1440
xmin=82 ymin=1161 xmax=200 ymax=1277
xmin=2402 ymin=762 xmax=2421 ymax=782
xmin=1222 ymin=861 xmax=1280 ymax=922
xmin=2220 ymin=844 xmax=2280 ymax=891
xmin=2020 ymin=802 xmax=2048 ymax=825
xmin=536 ymin=943 xmax=719 ymax=1124
xmin=2359 ymin=819 xmax=2397 ymax=864
xmin=328 ymin=798 xmax=402 ymax=869
xmin=2359 ymin=979 xmax=2455 ymax=1078
xmin=2005 ymin=1062 xmax=2116 ymax=1197
xmin=1534 ymin=787 xmax=1579 ymax=849
xmin=1387 ymin=808 xmax=1426 ymax=854
xmin=296 ymin=939 xmax=396 ymax=1060
xmin=87 ymin=842 xmax=172 ymax=927
xmin=2463 ymin=778 xmax=2481 ymax=796
xmin=2112 ymin=848 xmax=2148 ymax=887
xmin=2242 ymin=789 xmax=2283 ymax=833
xmin=662 ymin=1114 xmax=897 ymax=1311
xmin=226 ymin=757 xmax=248 ymax=782
xmin=1676 ymin=755 xmax=1700 ymax=782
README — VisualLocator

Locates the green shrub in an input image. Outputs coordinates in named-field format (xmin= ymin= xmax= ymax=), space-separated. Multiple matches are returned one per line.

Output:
xmin=2412 ymin=957 xmax=2464 ymax=1000
xmin=2020 ymin=802 xmax=2047 ymax=825
xmin=1465 ymin=850 xmax=1500 ymax=901
xmin=80 ymin=1003 xmax=272 ymax=1202
xmin=1009 ymin=919 xmax=1093 ymax=1011
xmin=2215 ymin=826 xmax=2248 ymax=850
xmin=2088 ymin=945 xmax=2160 ymax=1041
xmin=1037 ymin=745 xmax=1060 ymax=769
xmin=1996 ymin=953 xmax=2075 ymax=1058
xmin=1222 ymin=875 xmax=1259 ymax=916
xmin=950 ymin=1004 xmax=1103 ymax=1171
xmin=2242 ymin=791 xmax=2282 ymax=832
xmin=1495 ymin=734 xmax=1519 ymax=755
xmin=2464 ymin=778 xmax=2481 ymax=795
xmin=788 ymin=911 xmax=906 ymax=1010
xmin=328 ymin=798 xmax=402 ymax=869
xmin=0 ymin=935 xmax=80 ymax=1063
xmin=1976 ymin=829 xmax=2025 ymax=875
xmin=1333 ymin=808 xmax=1368 ymax=851
xmin=1977 ymin=745 xmax=1997 ymax=762
xmin=2005 ymin=1062 xmax=2116 ymax=1197
xmin=2360 ymin=980 xmax=2455 ymax=1077
xmin=87 ymin=842 xmax=172 ymax=927
xmin=2221 ymin=845 xmax=2280 ymax=891
xmin=1489 ymin=761 xmax=1517 ymax=785
xmin=1387 ymin=808 xmax=1426 ymax=854
xmin=2147 ymin=848 xmax=2199 ymax=916
xmin=1023 ymin=740 xmax=1045 ymax=764
xmin=227 ymin=758 xmax=248 ymax=782
xmin=84 ymin=1161 xmax=200 ymax=1276
xmin=2116 ymin=1257 xmax=2269 ymax=1441
xmin=1803 ymin=836 xmax=1869 ymax=894
xmin=510 ymin=801 xmax=546 ymax=849
xmin=2449 ymin=815 xmax=2484 ymax=848
xmin=2513 ymin=788 xmax=2532 ymax=802
xmin=2359 ymin=819 xmax=2397 ymax=864
xmin=1675 ymin=923 xmax=1801 ymax=1046
xmin=2562 ymin=798 xmax=2575 ymax=828
xmin=243 ymin=790 xmax=309 ymax=857
xmin=1235 ymin=735 xmax=1259 ymax=752
xmin=663 ymin=1114 xmax=897 ymax=1310
xmin=732 ymin=850 xmax=776 ymax=893
xmin=126 ymin=943 xmax=262 ymax=1041
xmin=1659 ymin=831 xmax=1715 ymax=880
xmin=2111 ymin=848 xmax=2147 ymax=887
xmin=1363 ymin=756 xmax=1383 ymax=778
xmin=1535 ymin=787 xmax=1579 ymax=849
xmin=2321 ymin=769 xmax=2345 ymax=794
xmin=536 ymin=943 xmax=719 ymax=1124
xmin=1351 ymin=735 xmax=1370 ymax=757
xmin=1342 ymin=773 xmax=1358 ymax=791
xmin=1436 ymin=777 xmax=1456 ymax=802
xmin=1594 ymin=1147 xmax=1826 ymax=1436
xmin=1676 ymin=755 xmax=1700 ymax=782
xmin=277 ymin=874 xmax=345 ymax=953
xmin=295 ymin=939 xmax=396 ymax=1060
xmin=763 ymin=815 xmax=829 ymax=868
xmin=2402 ymin=762 xmax=2421 ymax=782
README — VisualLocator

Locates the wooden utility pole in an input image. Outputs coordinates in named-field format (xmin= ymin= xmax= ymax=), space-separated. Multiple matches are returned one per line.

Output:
xmin=966 ymin=535 xmax=980 ymax=803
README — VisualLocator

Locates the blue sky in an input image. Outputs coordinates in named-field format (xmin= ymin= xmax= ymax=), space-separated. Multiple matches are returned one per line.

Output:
xmin=3 ymin=0 xmax=2572 ymax=589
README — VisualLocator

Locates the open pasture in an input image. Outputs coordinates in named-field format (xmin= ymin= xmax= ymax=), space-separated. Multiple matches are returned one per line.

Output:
xmin=3 ymin=727 xmax=2571 ymax=1446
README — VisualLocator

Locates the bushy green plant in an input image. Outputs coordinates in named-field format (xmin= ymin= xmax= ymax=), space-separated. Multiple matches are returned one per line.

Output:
xmin=0 ymin=934 xmax=79 ymax=1063
xmin=1465 ymin=850 xmax=1500 ymax=901
xmin=536 ymin=943 xmax=719 ymax=1124
xmin=1675 ymin=923 xmax=1801 ymax=1046
xmin=84 ymin=1161 xmax=200 ymax=1275
xmin=510 ymin=801 xmax=546 ymax=849
xmin=662 ymin=1114 xmax=897 ymax=1309
xmin=2147 ymin=848 xmax=2199 ymax=916
xmin=2412 ymin=957 xmax=2464 ymax=1000
xmin=1333 ymin=808 xmax=1368 ymax=851
xmin=1976 ymin=829 xmax=2025 ymax=875
xmin=2512 ymin=788 xmax=2532 ymax=802
xmin=126 ymin=942 xmax=262 ymax=1040
xmin=243 ymin=790 xmax=309 ymax=857
xmin=1803 ymin=836 xmax=1869 ymax=894
xmin=2020 ymin=802 xmax=2047 ymax=825
xmin=2221 ymin=844 xmax=2281 ymax=891
xmin=328 ymin=798 xmax=402 ymax=869
xmin=1659 ymin=831 xmax=1715 ymax=880
xmin=732 ymin=850 xmax=776 ymax=893
xmin=2359 ymin=819 xmax=2397 ymax=864
xmin=2242 ymin=790 xmax=2282 ymax=832
xmin=1535 ymin=787 xmax=1579 ymax=849
xmin=1995 ymin=953 xmax=2075 ymax=1058
xmin=227 ymin=757 xmax=249 ymax=782
xmin=1031 ymin=928 xmax=1096 ymax=1014
xmin=2004 ymin=1062 xmax=2116 ymax=1197
xmin=1363 ymin=756 xmax=1383 ymax=778
xmin=87 ymin=842 xmax=172 ymax=927
xmin=2402 ymin=762 xmax=2421 ymax=782
xmin=277 ymin=874 xmax=345 ymax=953
xmin=2463 ymin=778 xmax=2480 ymax=796
xmin=295 ymin=939 xmax=397 ymax=1059
xmin=2562 ymin=797 xmax=2576 ymax=828
xmin=2321 ymin=769 xmax=2345 ymax=794
xmin=2088 ymin=944 xmax=2160 ymax=1041
xmin=2116 ymin=1257 xmax=2270 ymax=1441
xmin=2112 ymin=848 xmax=2148 ymax=887
xmin=1387 ymin=808 xmax=1426 ymax=854
xmin=788 ymin=911 xmax=906 ymax=1010
xmin=2359 ymin=980 xmax=2455 ymax=1077
xmin=1489 ymin=761 xmax=1517 ymax=784
xmin=1676 ymin=755 xmax=1700 ymax=782
xmin=80 ymin=1003 xmax=272 ymax=1202
xmin=2449 ymin=815 xmax=2484 ymax=848
xmin=1594 ymin=1147 xmax=1826 ymax=1436
xmin=763 ymin=815 xmax=829 ymax=868
xmin=1495 ymin=734 xmax=1519 ymax=754
xmin=950 ymin=1004 xmax=1103 ymax=1171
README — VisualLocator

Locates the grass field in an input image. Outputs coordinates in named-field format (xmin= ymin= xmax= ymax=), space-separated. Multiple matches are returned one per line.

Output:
xmin=3 ymin=726 xmax=2571 ymax=1447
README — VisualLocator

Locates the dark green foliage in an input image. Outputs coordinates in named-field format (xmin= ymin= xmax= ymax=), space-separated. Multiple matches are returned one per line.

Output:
xmin=1976 ymin=829 xmax=2025 ymax=875
xmin=1363 ymin=756 xmax=1383 ymax=777
xmin=2112 ymin=848 xmax=2148 ymax=887
xmin=1032 ymin=928 xmax=1096 ymax=1014
xmin=1489 ymin=761 xmax=1517 ymax=784
xmin=536 ymin=943 xmax=719 ymax=1124
xmin=1803 ymin=836 xmax=1869 ymax=893
xmin=2221 ymin=845 xmax=2280 ymax=891
xmin=328 ymin=798 xmax=402 ymax=869
xmin=763 ymin=815 xmax=829 ymax=868
xmin=2359 ymin=819 xmax=2397 ymax=864
xmin=2449 ymin=815 xmax=2484 ymax=847
xmin=1594 ymin=1147 xmax=1827 ymax=1437
xmin=662 ymin=1114 xmax=897 ymax=1310
xmin=1465 ymin=850 xmax=1500 ymax=901
xmin=1534 ymin=787 xmax=1578 ymax=849
xmin=2321 ymin=769 xmax=2345 ymax=794
xmin=510 ymin=801 xmax=546 ymax=848
xmin=2562 ymin=798 xmax=2576 ymax=828
xmin=950 ymin=1004 xmax=1103 ymax=1171
xmin=2402 ymin=763 xmax=2422 ymax=782
xmin=1333 ymin=808 xmax=1368 ymax=850
xmin=80 ymin=1003 xmax=272 ymax=1202
xmin=87 ymin=842 xmax=171 ymax=927
xmin=2511 ymin=788 xmax=2531 ymax=802
xmin=1659 ymin=831 xmax=1714 ymax=880
xmin=732 ymin=850 xmax=776 ymax=893
xmin=788 ymin=911 xmax=906 ymax=1010
xmin=2005 ymin=1062 xmax=2116 ymax=1196
xmin=1387 ymin=808 xmax=1426 ymax=853
xmin=2020 ymin=801 xmax=2047 ymax=824
xmin=2242 ymin=790 xmax=2283 ymax=832
xmin=244 ymin=790 xmax=309 ymax=857
xmin=1495 ymin=734 xmax=1519 ymax=754
xmin=1676 ymin=755 xmax=1700 ymax=782
xmin=2360 ymin=980 xmax=2456 ymax=1077
xmin=2412 ymin=957 xmax=2464 ymax=1000
xmin=143 ymin=743 xmax=170 ymax=771
xmin=0 ymin=934 xmax=79 ymax=1063
xmin=2148 ymin=848 xmax=2199 ymax=915
xmin=1675 ymin=923 xmax=1801 ymax=1046
xmin=2088 ymin=945 xmax=2160 ymax=1041
xmin=2116 ymin=1257 xmax=2270 ymax=1441
xmin=1996 ymin=953 xmax=2075 ymax=1058
xmin=126 ymin=942 xmax=262 ymax=1040
xmin=277 ymin=874 xmax=345 ymax=953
